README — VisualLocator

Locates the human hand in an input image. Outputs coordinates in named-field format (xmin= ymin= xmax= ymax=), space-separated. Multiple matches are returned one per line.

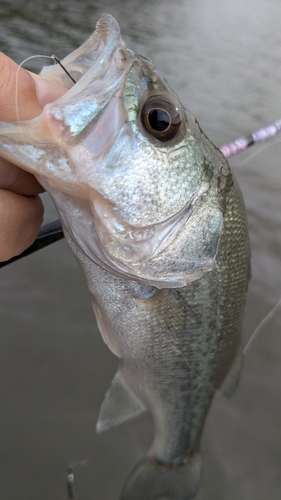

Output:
xmin=0 ymin=53 xmax=65 ymax=261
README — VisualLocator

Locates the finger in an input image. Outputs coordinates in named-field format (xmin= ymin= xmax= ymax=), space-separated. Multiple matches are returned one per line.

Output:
xmin=0 ymin=53 xmax=67 ymax=121
xmin=0 ymin=189 xmax=44 ymax=261
xmin=30 ymin=71 xmax=67 ymax=107
xmin=0 ymin=157 xmax=44 ymax=195
xmin=0 ymin=52 xmax=42 ymax=120
xmin=0 ymin=53 xmax=66 ymax=195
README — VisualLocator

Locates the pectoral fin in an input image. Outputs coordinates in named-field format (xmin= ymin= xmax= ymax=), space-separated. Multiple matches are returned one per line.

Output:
xmin=97 ymin=371 xmax=146 ymax=433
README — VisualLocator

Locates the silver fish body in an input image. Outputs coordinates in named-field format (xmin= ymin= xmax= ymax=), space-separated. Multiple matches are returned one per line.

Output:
xmin=0 ymin=15 xmax=250 ymax=500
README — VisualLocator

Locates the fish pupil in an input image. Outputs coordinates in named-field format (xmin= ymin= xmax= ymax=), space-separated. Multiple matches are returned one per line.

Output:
xmin=148 ymin=109 xmax=170 ymax=132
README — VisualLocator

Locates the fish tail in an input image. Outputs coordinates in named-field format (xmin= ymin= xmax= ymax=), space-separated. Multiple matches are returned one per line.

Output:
xmin=120 ymin=453 xmax=201 ymax=500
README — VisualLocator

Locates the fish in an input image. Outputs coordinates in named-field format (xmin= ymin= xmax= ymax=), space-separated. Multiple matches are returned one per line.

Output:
xmin=0 ymin=14 xmax=250 ymax=500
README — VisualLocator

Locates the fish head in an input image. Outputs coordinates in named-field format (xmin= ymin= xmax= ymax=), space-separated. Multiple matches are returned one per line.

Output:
xmin=0 ymin=14 xmax=231 ymax=288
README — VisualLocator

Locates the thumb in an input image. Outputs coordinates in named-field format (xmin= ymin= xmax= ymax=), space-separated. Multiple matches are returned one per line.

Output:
xmin=0 ymin=53 xmax=42 ymax=121
xmin=0 ymin=53 xmax=66 ymax=194
xmin=0 ymin=53 xmax=66 ymax=261
xmin=0 ymin=52 xmax=66 ymax=121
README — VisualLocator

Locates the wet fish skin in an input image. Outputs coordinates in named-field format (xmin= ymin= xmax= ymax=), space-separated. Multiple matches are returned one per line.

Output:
xmin=0 ymin=14 xmax=250 ymax=500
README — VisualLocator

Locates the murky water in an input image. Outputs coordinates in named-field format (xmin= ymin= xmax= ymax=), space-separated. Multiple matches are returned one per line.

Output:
xmin=0 ymin=0 xmax=281 ymax=499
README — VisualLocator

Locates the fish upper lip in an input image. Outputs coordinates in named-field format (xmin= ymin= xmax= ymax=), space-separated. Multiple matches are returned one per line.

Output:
xmin=40 ymin=14 xmax=124 ymax=90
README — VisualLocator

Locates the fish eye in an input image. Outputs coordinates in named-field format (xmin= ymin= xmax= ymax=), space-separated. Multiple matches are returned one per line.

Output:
xmin=141 ymin=95 xmax=182 ymax=142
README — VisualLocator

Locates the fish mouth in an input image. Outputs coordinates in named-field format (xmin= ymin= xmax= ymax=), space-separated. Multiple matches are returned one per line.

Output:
xmin=38 ymin=15 xmax=223 ymax=288
xmin=41 ymin=15 xmax=132 ymax=148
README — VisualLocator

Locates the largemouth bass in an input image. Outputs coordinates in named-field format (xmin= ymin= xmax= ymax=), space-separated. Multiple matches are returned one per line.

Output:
xmin=0 ymin=14 xmax=250 ymax=500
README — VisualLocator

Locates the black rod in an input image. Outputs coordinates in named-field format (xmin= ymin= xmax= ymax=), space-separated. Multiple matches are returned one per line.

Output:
xmin=0 ymin=220 xmax=64 ymax=268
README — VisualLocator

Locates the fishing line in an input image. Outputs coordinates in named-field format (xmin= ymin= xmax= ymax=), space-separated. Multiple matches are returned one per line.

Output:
xmin=228 ymin=135 xmax=281 ymax=167
xmin=243 ymin=296 xmax=281 ymax=356
xmin=15 ymin=54 xmax=76 ymax=122
xmin=15 ymin=55 xmax=57 ymax=149
xmin=15 ymin=54 xmax=54 ymax=123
